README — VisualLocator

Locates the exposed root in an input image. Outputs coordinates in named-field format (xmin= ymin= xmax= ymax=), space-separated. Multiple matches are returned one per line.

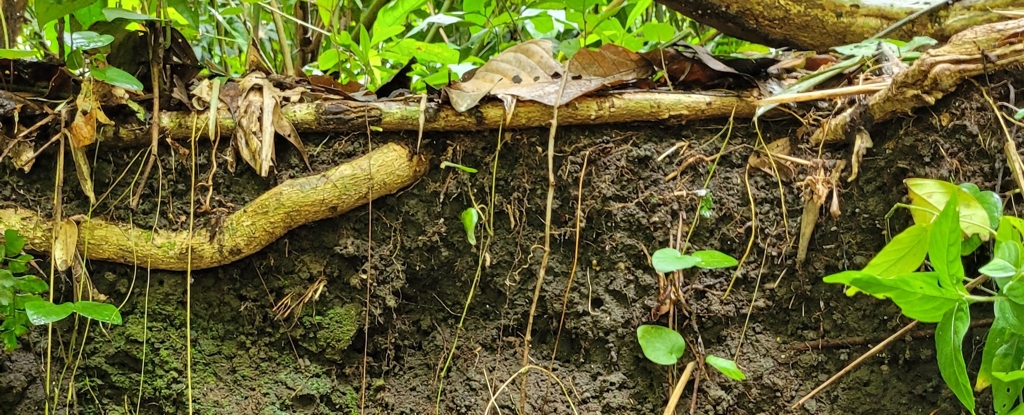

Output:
xmin=0 ymin=142 xmax=429 ymax=271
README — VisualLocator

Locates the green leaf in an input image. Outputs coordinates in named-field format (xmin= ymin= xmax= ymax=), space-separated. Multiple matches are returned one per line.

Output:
xmin=636 ymin=325 xmax=686 ymax=365
xmin=996 ymin=299 xmax=1024 ymax=336
xmin=906 ymin=178 xmax=992 ymax=240
xmin=0 ymin=289 xmax=12 ymax=306
xmin=65 ymin=31 xmax=115 ymax=50
xmin=74 ymin=301 xmax=122 ymax=324
xmin=981 ymin=258 xmax=1019 ymax=279
xmin=862 ymin=223 xmax=930 ymax=278
xmin=961 ymin=235 xmax=983 ymax=256
xmin=8 ymin=254 xmax=31 ymax=274
xmin=705 ymin=355 xmax=746 ymax=380
xmin=24 ymin=301 xmax=74 ymax=325
xmin=166 ymin=0 xmax=199 ymax=27
xmin=935 ymin=301 xmax=975 ymax=414
xmin=977 ymin=316 xmax=1012 ymax=391
xmin=91 ymin=67 xmax=144 ymax=91
xmin=461 ymin=207 xmax=479 ymax=246
xmin=12 ymin=276 xmax=48 ymax=294
xmin=823 ymin=271 xmax=960 ymax=323
xmin=4 ymin=229 xmax=26 ymax=257
xmin=993 ymin=371 xmax=1024 ymax=382
xmin=14 ymin=294 xmax=45 ymax=309
xmin=638 ymin=22 xmax=675 ymax=43
xmin=372 ymin=0 xmax=426 ymax=36
xmin=625 ymin=0 xmax=653 ymax=27
xmin=1015 ymin=108 xmax=1024 ymax=121
xmin=929 ymin=195 xmax=967 ymax=294
xmin=690 ymin=250 xmax=738 ymax=269
xmin=991 ymin=330 xmax=1024 ymax=414
xmin=102 ymin=8 xmax=160 ymax=21
xmin=651 ymin=248 xmax=699 ymax=273
xmin=0 ymin=269 xmax=13 ymax=287
xmin=1 ymin=330 xmax=17 ymax=351
xmin=36 ymin=0 xmax=99 ymax=25
xmin=1005 ymin=278 xmax=1024 ymax=305
xmin=0 ymin=49 xmax=38 ymax=59
xmin=318 ymin=49 xmax=340 ymax=71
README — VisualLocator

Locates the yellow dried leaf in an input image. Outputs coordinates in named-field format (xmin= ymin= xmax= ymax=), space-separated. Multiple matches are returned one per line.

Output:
xmin=53 ymin=219 xmax=79 ymax=272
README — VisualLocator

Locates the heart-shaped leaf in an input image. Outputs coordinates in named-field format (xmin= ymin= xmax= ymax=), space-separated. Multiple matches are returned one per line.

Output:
xmin=637 ymin=325 xmax=686 ymax=365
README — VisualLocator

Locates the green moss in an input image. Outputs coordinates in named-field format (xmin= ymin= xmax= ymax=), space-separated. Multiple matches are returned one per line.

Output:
xmin=299 ymin=303 xmax=360 ymax=360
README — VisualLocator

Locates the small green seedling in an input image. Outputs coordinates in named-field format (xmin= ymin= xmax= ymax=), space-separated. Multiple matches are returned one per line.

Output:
xmin=823 ymin=178 xmax=1023 ymax=415
xmin=440 ymin=161 xmax=478 ymax=174
xmin=651 ymin=247 xmax=738 ymax=274
xmin=1 ymin=229 xmax=123 ymax=351
xmin=461 ymin=207 xmax=479 ymax=246
xmin=705 ymin=355 xmax=746 ymax=381
xmin=637 ymin=324 xmax=686 ymax=365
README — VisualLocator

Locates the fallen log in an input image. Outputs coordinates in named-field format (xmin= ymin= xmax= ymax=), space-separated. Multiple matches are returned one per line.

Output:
xmin=0 ymin=142 xmax=429 ymax=270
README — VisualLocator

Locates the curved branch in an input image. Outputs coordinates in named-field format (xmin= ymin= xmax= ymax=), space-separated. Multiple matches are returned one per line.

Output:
xmin=1 ymin=142 xmax=429 ymax=271
xmin=656 ymin=0 xmax=1019 ymax=51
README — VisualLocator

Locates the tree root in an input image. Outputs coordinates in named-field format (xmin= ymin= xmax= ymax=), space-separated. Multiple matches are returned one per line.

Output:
xmin=811 ymin=17 xmax=1024 ymax=145
xmin=0 ymin=142 xmax=429 ymax=271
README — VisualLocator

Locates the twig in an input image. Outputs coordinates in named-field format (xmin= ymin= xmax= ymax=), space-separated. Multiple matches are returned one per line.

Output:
xmin=754 ymin=82 xmax=889 ymax=106
xmin=791 ymin=318 xmax=993 ymax=352
xmin=663 ymin=361 xmax=697 ymax=415
xmin=870 ymin=0 xmax=959 ymax=40
xmin=132 ymin=18 xmax=164 ymax=211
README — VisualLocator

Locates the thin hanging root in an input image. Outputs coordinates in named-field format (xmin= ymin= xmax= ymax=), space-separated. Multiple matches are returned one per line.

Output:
xmin=1 ymin=143 xmax=429 ymax=271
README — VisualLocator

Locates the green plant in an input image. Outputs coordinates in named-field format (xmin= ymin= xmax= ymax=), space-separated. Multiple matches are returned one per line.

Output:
xmin=0 ymin=229 xmax=123 ymax=351
xmin=822 ymin=178 xmax=1023 ymax=415
xmin=636 ymin=325 xmax=747 ymax=381
xmin=651 ymin=247 xmax=738 ymax=273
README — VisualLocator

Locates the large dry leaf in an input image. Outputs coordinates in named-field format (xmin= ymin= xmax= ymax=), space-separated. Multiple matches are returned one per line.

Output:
xmin=53 ymin=219 xmax=78 ymax=272
xmin=70 ymin=138 xmax=97 ymax=204
xmin=747 ymin=137 xmax=796 ymax=181
xmin=232 ymin=72 xmax=310 ymax=177
xmin=446 ymin=40 xmax=652 ymax=113
xmin=70 ymin=79 xmax=113 ymax=148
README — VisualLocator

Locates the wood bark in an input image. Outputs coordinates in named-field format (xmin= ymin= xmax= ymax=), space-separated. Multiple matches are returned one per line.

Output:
xmin=656 ymin=0 xmax=1021 ymax=51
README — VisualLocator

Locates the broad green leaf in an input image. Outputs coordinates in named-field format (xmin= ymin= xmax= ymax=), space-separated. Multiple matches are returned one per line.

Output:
xmin=929 ymin=195 xmax=967 ymax=294
xmin=957 ymin=183 xmax=1002 ymax=229
xmin=639 ymin=22 xmax=675 ymax=43
xmin=166 ymin=0 xmax=199 ymax=27
xmin=14 ymin=294 xmax=44 ymax=309
xmin=625 ymin=0 xmax=653 ymax=27
xmin=992 ymin=332 xmax=1024 ymax=414
xmin=862 ymin=223 xmax=930 ymax=278
xmin=0 ymin=290 xmax=11 ymax=306
xmin=319 ymin=49 xmax=340 ymax=71
xmin=823 ymin=271 xmax=960 ymax=322
xmin=982 ymin=258 xmax=1019 ymax=279
xmin=977 ymin=316 xmax=1012 ymax=391
xmin=74 ymin=301 xmax=122 ymax=324
xmin=996 ymin=299 xmax=1024 ymax=336
xmin=906 ymin=178 xmax=992 ymax=240
xmin=4 ymin=229 xmax=26 ymax=257
xmin=12 ymin=276 xmax=48 ymax=294
xmin=373 ymin=0 xmax=427 ymax=36
xmin=705 ymin=355 xmax=745 ymax=381
xmin=651 ymin=248 xmax=699 ymax=273
xmin=72 ymin=0 xmax=106 ymax=29
xmin=0 ymin=49 xmax=37 ymax=59
xmin=8 ymin=254 xmax=31 ymax=274
xmin=0 ymin=269 xmax=13 ymax=287
xmin=1 ymin=330 xmax=17 ymax=351
xmin=24 ymin=301 xmax=74 ymax=325
xmin=1005 ymin=278 xmax=1024 ymax=304
xmin=637 ymin=325 xmax=686 ymax=365
xmin=370 ymin=25 xmax=406 ymax=46
xmin=461 ymin=208 xmax=479 ymax=246
xmin=993 ymin=371 xmax=1024 ymax=382
xmin=690 ymin=250 xmax=738 ymax=269
xmin=91 ymin=67 xmax=144 ymax=91
xmin=65 ymin=31 xmax=115 ymax=50
xmin=102 ymin=8 xmax=159 ymax=21
xmin=935 ymin=301 xmax=975 ymax=414
xmin=36 ymin=0 xmax=99 ymax=25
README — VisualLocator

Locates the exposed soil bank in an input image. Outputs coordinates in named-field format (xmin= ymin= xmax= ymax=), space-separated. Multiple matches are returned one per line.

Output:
xmin=2 ymin=71 xmax=1021 ymax=414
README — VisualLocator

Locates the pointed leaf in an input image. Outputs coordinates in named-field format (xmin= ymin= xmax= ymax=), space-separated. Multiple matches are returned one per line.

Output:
xmin=935 ymin=301 xmax=975 ymax=414
xmin=906 ymin=178 xmax=992 ymax=240
xmin=637 ymin=325 xmax=686 ymax=365
xmin=461 ymin=207 xmax=479 ymax=246
xmin=24 ymin=301 xmax=74 ymax=325
xmin=690 ymin=250 xmax=738 ymax=269
xmin=959 ymin=183 xmax=1002 ymax=229
xmin=930 ymin=195 xmax=967 ymax=293
xmin=91 ymin=67 xmax=144 ymax=91
xmin=4 ymin=229 xmax=26 ymax=257
xmin=862 ymin=223 xmax=930 ymax=278
xmin=705 ymin=355 xmax=746 ymax=380
xmin=73 ymin=301 xmax=122 ymax=324
xmin=823 ymin=271 xmax=960 ymax=322
xmin=651 ymin=248 xmax=699 ymax=273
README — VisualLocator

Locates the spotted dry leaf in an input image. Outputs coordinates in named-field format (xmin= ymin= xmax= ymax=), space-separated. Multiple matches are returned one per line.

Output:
xmin=233 ymin=72 xmax=309 ymax=177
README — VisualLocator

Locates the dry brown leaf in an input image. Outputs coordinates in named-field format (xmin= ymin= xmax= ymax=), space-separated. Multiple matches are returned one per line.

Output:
xmin=848 ymin=128 xmax=872 ymax=182
xmin=69 ymin=79 xmax=112 ymax=148
xmin=53 ymin=219 xmax=78 ymax=272
xmin=747 ymin=137 xmax=796 ymax=180
xmin=69 ymin=137 xmax=97 ymax=205
xmin=10 ymin=140 xmax=35 ymax=173
xmin=233 ymin=72 xmax=309 ymax=176
xmin=446 ymin=40 xmax=651 ymax=113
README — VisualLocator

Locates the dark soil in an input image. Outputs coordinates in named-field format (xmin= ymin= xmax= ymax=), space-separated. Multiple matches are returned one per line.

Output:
xmin=2 ymin=71 xmax=1022 ymax=415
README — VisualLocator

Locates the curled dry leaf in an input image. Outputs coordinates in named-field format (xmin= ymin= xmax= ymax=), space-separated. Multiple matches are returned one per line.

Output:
xmin=848 ymin=127 xmax=873 ymax=182
xmin=446 ymin=40 xmax=653 ymax=113
xmin=747 ymin=137 xmax=796 ymax=181
xmin=233 ymin=72 xmax=310 ymax=177
xmin=53 ymin=218 xmax=79 ymax=272
xmin=70 ymin=79 xmax=114 ymax=148
xmin=9 ymin=140 xmax=35 ymax=173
